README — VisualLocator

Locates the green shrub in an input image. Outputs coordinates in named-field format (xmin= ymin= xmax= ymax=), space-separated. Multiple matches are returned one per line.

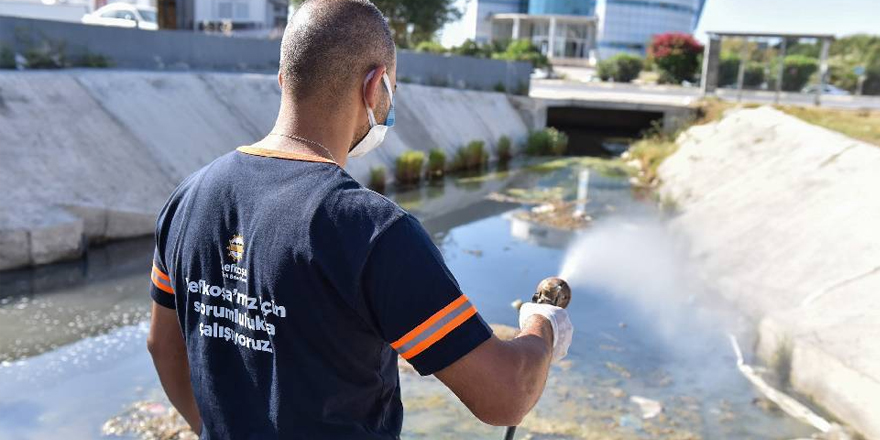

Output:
xmin=0 ymin=45 xmax=14 ymax=69
xmin=74 ymin=52 xmax=111 ymax=68
xmin=718 ymin=53 xmax=741 ymax=87
xmin=608 ymin=53 xmax=645 ymax=82
xmin=24 ymin=40 xmax=67 ymax=69
xmin=415 ymin=41 xmax=447 ymax=54
xmin=451 ymin=140 xmax=489 ymax=171
xmin=427 ymin=148 xmax=446 ymax=179
xmin=497 ymin=135 xmax=513 ymax=164
xmin=369 ymin=166 xmax=386 ymax=193
xmin=744 ymin=62 xmax=765 ymax=87
xmin=782 ymin=54 xmax=819 ymax=91
xmin=597 ymin=58 xmax=616 ymax=81
xmin=452 ymin=39 xmax=484 ymax=57
xmin=493 ymin=81 xmax=507 ymax=93
xmin=492 ymin=39 xmax=549 ymax=69
xmin=395 ymin=151 xmax=425 ymax=185
xmin=526 ymin=128 xmax=568 ymax=156
xmin=649 ymin=32 xmax=703 ymax=84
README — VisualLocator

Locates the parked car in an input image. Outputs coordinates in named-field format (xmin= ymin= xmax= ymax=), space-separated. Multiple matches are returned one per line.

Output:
xmin=801 ymin=84 xmax=851 ymax=96
xmin=82 ymin=3 xmax=158 ymax=30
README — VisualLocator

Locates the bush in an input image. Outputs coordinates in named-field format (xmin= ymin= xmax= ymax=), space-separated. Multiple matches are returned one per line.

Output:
xmin=597 ymin=59 xmax=615 ymax=81
xmin=597 ymin=54 xmax=644 ymax=83
xmin=718 ymin=53 xmax=741 ymax=87
xmin=395 ymin=151 xmax=425 ymax=185
xmin=427 ymin=148 xmax=446 ymax=179
xmin=743 ymin=62 xmax=765 ymax=88
xmin=451 ymin=141 xmax=489 ymax=171
xmin=497 ymin=135 xmax=513 ymax=164
xmin=782 ymin=54 xmax=819 ymax=91
xmin=492 ymin=39 xmax=549 ymax=69
xmin=74 ymin=52 xmax=111 ymax=68
xmin=369 ymin=167 xmax=386 ymax=193
xmin=493 ymin=81 xmax=507 ymax=93
xmin=0 ymin=45 xmax=14 ymax=69
xmin=452 ymin=39 xmax=484 ymax=57
xmin=415 ymin=41 xmax=447 ymax=54
xmin=649 ymin=32 xmax=704 ymax=84
xmin=526 ymin=128 xmax=568 ymax=156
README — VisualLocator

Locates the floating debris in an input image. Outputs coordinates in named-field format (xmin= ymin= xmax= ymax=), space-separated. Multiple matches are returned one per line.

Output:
xmin=631 ymin=396 xmax=663 ymax=419
xmin=605 ymin=361 xmax=632 ymax=379
xmin=608 ymin=387 xmax=627 ymax=399
xmin=462 ymin=248 xmax=483 ymax=257
xmin=102 ymin=401 xmax=197 ymax=440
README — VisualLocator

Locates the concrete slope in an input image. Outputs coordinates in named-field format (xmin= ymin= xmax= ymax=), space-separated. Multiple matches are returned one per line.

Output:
xmin=658 ymin=107 xmax=880 ymax=439
xmin=0 ymin=70 xmax=531 ymax=270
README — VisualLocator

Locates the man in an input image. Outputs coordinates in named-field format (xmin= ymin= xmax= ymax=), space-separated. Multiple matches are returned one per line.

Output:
xmin=146 ymin=0 xmax=574 ymax=438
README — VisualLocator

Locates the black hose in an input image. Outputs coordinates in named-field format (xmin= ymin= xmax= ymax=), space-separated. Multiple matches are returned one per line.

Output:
xmin=504 ymin=426 xmax=516 ymax=440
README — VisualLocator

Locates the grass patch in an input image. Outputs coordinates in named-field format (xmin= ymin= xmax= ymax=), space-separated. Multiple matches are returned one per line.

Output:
xmin=395 ymin=151 xmax=425 ymax=186
xmin=496 ymin=135 xmax=513 ymax=165
xmin=778 ymin=106 xmax=880 ymax=147
xmin=427 ymin=148 xmax=446 ymax=179
xmin=526 ymin=157 xmax=635 ymax=178
xmin=626 ymin=137 xmax=678 ymax=187
xmin=526 ymin=128 xmax=568 ymax=156
xmin=450 ymin=140 xmax=489 ymax=172
xmin=368 ymin=166 xmax=386 ymax=193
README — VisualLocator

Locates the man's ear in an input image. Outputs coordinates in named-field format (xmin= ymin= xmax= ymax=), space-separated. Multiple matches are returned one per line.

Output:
xmin=278 ymin=72 xmax=283 ymax=90
xmin=363 ymin=65 xmax=387 ymax=111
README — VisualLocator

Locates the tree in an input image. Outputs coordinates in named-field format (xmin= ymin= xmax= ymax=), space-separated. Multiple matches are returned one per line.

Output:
xmin=649 ymin=33 xmax=704 ymax=84
xmin=288 ymin=0 xmax=460 ymax=48
xmin=372 ymin=0 xmax=461 ymax=48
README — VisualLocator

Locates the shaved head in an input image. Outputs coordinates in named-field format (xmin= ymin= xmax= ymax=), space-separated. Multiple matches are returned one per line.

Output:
xmin=280 ymin=0 xmax=396 ymax=105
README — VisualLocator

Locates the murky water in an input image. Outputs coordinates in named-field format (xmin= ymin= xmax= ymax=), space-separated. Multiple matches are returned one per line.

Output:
xmin=0 ymin=158 xmax=816 ymax=439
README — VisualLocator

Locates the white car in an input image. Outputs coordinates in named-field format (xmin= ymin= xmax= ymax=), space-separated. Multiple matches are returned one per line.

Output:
xmin=802 ymin=84 xmax=851 ymax=96
xmin=82 ymin=3 xmax=158 ymax=31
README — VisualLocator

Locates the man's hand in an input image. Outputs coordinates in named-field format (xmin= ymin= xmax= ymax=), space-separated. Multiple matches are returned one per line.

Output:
xmin=147 ymin=303 xmax=202 ymax=434
xmin=434 ymin=308 xmax=573 ymax=426
xmin=518 ymin=303 xmax=573 ymax=362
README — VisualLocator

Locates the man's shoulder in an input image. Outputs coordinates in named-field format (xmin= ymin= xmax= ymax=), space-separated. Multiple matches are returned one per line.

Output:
xmin=321 ymin=177 xmax=408 ymax=237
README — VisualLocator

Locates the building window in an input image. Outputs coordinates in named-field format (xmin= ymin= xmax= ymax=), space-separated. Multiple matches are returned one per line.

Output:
xmin=218 ymin=1 xmax=233 ymax=19
xmin=234 ymin=2 xmax=249 ymax=19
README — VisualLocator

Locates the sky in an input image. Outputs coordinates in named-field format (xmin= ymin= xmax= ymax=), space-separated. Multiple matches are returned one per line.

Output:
xmin=694 ymin=0 xmax=880 ymax=41
xmin=440 ymin=0 xmax=879 ymax=46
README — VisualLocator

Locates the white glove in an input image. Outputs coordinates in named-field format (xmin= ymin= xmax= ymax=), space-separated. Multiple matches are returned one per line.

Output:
xmin=518 ymin=302 xmax=573 ymax=363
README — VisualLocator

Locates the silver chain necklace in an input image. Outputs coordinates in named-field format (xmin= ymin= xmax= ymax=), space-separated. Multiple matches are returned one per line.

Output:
xmin=269 ymin=132 xmax=337 ymax=164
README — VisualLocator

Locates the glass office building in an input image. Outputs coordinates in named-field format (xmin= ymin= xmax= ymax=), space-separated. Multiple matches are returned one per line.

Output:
xmin=595 ymin=0 xmax=706 ymax=59
xmin=443 ymin=0 xmax=705 ymax=63
xmin=528 ymin=0 xmax=595 ymax=16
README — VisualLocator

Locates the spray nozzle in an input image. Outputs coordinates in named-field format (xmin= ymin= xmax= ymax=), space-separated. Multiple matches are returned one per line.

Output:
xmin=532 ymin=277 xmax=572 ymax=309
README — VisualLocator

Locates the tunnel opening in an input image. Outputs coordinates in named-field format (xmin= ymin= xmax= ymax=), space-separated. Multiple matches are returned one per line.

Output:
xmin=546 ymin=106 xmax=665 ymax=156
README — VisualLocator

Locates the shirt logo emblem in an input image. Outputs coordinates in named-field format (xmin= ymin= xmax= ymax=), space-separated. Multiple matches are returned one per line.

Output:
xmin=227 ymin=234 xmax=244 ymax=262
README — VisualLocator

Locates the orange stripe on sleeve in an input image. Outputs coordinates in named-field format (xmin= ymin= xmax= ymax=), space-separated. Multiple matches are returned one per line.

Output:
xmin=152 ymin=264 xmax=170 ymax=281
xmin=400 ymin=306 xmax=477 ymax=360
xmin=391 ymin=295 xmax=469 ymax=350
xmin=151 ymin=270 xmax=174 ymax=294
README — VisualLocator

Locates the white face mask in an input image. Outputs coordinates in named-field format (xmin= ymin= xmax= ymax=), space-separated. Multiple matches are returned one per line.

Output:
xmin=349 ymin=70 xmax=395 ymax=158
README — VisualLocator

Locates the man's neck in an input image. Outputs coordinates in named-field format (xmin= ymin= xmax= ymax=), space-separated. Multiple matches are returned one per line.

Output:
xmin=261 ymin=100 xmax=356 ymax=167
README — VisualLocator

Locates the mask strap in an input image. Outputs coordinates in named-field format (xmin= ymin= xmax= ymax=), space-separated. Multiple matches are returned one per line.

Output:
xmin=363 ymin=70 xmax=378 ymax=127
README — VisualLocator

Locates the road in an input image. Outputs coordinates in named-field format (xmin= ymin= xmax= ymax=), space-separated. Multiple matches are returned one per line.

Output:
xmin=530 ymin=78 xmax=880 ymax=110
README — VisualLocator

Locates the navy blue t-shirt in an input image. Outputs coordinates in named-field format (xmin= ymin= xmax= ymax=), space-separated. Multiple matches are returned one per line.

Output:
xmin=149 ymin=146 xmax=493 ymax=439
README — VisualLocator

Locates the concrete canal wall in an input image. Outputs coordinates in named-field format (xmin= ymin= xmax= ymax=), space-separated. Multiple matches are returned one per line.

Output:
xmin=658 ymin=107 xmax=880 ymax=439
xmin=0 ymin=70 xmax=534 ymax=270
